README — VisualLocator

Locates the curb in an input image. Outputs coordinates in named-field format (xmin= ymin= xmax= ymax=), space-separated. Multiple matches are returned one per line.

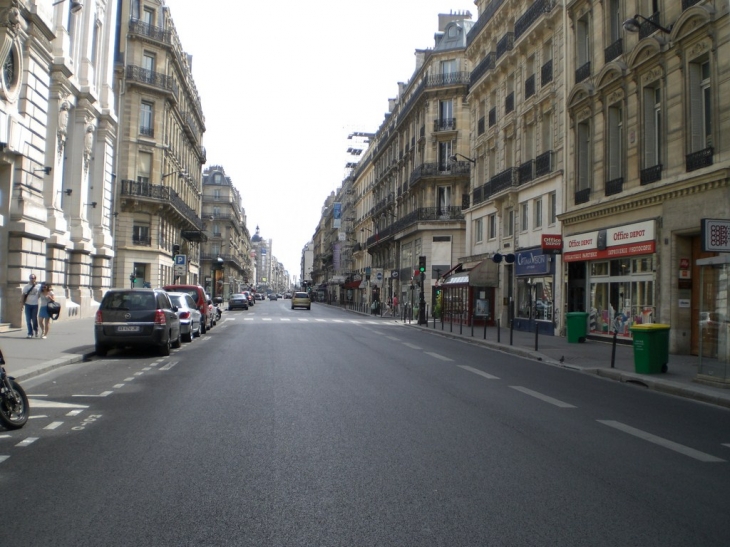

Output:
xmin=13 ymin=350 xmax=96 ymax=383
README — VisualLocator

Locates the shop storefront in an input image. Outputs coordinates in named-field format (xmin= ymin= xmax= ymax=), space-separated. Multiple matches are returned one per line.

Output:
xmin=564 ymin=220 xmax=656 ymax=339
xmin=439 ymin=259 xmax=499 ymax=326
xmin=512 ymin=248 xmax=556 ymax=335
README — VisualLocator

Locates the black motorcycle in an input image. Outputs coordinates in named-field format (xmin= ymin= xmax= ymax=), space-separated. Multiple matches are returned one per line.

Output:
xmin=0 ymin=349 xmax=29 ymax=429
xmin=213 ymin=297 xmax=223 ymax=322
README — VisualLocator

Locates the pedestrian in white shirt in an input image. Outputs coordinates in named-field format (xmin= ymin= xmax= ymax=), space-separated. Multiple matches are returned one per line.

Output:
xmin=22 ymin=274 xmax=40 ymax=338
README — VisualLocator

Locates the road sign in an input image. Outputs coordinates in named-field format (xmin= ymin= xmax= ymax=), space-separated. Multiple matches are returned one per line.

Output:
xmin=391 ymin=270 xmax=399 ymax=278
xmin=174 ymin=254 xmax=187 ymax=266
xmin=376 ymin=272 xmax=383 ymax=281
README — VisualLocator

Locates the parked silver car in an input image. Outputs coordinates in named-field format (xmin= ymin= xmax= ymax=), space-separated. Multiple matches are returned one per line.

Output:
xmin=167 ymin=292 xmax=202 ymax=342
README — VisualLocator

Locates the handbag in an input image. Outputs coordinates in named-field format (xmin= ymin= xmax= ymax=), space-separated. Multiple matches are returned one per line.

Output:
xmin=46 ymin=301 xmax=62 ymax=320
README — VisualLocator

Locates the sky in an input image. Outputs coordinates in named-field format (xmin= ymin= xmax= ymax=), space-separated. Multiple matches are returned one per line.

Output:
xmin=167 ymin=0 xmax=478 ymax=282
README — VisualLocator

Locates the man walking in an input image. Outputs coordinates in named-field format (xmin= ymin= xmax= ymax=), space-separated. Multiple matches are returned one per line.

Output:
xmin=22 ymin=274 xmax=41 ymax=338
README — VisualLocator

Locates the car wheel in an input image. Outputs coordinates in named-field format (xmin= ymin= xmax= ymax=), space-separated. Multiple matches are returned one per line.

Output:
xmin=159 ymin=337 xmax=171 ymax=356
xmin=307 ymin=306 xmax=311 ymax=310
xmin=201 ymin=320 xmax=207 ymax=335
xmin=95 ymin=343 xmax=108 ymax=357
xmin=193 ymin=321 xmax=201 ymax=338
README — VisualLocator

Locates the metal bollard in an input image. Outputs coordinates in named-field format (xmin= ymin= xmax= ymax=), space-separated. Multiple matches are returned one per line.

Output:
xmin=483 ymin=318 xmax=487 ymax=340
xmin=497 ymin=318 xmax=501 ymax=343
xmin=535 ymin=322 xmax=539 ymax=351
xmin=611 ymin=330 xmax=618 ymax=368
xmin=510 ymin=319 xmax=514 ymax=346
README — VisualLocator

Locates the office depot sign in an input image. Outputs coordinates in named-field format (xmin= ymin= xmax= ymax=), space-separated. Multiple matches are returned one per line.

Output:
xmin=563 ymin=220 xmax=655 ymax=262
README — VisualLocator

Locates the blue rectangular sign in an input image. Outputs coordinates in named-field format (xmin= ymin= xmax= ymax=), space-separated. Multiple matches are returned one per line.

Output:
xmin=515 ymin=249 xmax=552 ymax=276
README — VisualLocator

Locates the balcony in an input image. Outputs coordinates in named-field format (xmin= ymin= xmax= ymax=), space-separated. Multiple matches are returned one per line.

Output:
xmin=120 ymin=180 xmax=203 ymax=230
xmin=515 ymin=0 xmax=556 ymax=40
xmin=125 ymin=65 xmax=179 ymax=100
xmin=541 ymin=59 xmax=553 ymax=86
xmin=434 ymin=118 xmax=456 ymax=132
xmin=575 ymin=187 xmax=591 ymax=205
xmin=605 ymin=177 xmax=624 ymax=196
xmin=132 ymin=234 xmax=151 ymax=246
xmin=604 ymin=39 xmax=623 ymax=64
xmin=683 ymin=0 xmax=700 ymax=8
xmin=409 ymin=162 xmax=471 ymax=187
xmin=576 ymin=62 xmax=591 ymax=84
xmin=496 ymin=32 xmax=514 ymax=60
xmin=466 ymin=0 xmax=506 ymax=47
xmin=471 ymin=52 xmax=496 ymax=87
xmin=490 ymin=168 xmax=518 ymax=195
xmin=525 ymin=74 xmax=536 ymax=99
xmin=488 ymin=107 xmax=496 ymax=127
xmin=639 ymin=12 xmax=661 ymax=40
xmin=686 ymin=147 xmax=713 ymax=172
xmin=535 ymin=150 xmax=553 ymax=177
xmin=518 ymin=160 xmax=534 ymax=184
xmin=478 ymin=116 xmax=485 ymax=135
xmin=640 ymin=164 xmax=662 ymax=185
xmin=129 ymin=18 xmax=171 ymax=44
xmin=426 ymin=71 xmax=471 ymax=87
xmin=139 ymin=125 xmax=154 ymax=138
xmin=365 ymin=207 xmax=465 ymax=248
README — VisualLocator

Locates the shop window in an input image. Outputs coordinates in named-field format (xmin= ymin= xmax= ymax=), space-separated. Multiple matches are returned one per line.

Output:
xmin=591 ymin=261 xmax=609 ymax=276
xmin=610 ymin=258 xmax=631 ymax=276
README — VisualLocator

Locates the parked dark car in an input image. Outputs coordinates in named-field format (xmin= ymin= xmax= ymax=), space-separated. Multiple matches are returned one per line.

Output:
xmin=163 ymin=284 xmax=214 ymax=333
xmin=228 ymin=293 xmax=249 ymax=310
xmin=94 ymin=288 xmax=181 ymax=356
xmin=268 ymin=293 xmax=278 ymax=301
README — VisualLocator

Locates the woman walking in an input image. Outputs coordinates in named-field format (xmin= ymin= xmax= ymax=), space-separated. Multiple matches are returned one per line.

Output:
xmin=38 ymin=283 xmax=55 ymax=339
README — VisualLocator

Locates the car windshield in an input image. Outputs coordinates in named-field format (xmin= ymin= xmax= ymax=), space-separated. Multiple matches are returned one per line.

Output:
xmin=295 ymin=292 xmax=309 ymax=299
xmin=169 ymin=295 xmax=187 ymax=308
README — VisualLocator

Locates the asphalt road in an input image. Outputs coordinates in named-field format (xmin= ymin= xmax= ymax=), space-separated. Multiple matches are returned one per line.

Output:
xmin=1 ymin=300 xmax=729 ymax=546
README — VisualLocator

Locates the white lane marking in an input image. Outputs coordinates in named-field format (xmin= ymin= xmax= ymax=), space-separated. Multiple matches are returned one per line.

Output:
xmin=280 ymin=318 xmax=291 ymax=322
xmin=0 ymin=435 xmax=10 ymax=439
xmin=134 ymin=372 xmax=145 ymax=376
xmin=28 ymin=399 xmax=89 ymax=409
xmin=72 ymin=391 xmax=113 ymax=398
xmin=143 ymin=367 xmax=152 ymax=371
xmin=403 ymin=343 xmax=421 ymax=349
xmin=333 ymin=320 xmax=344 ymax=323
xmin=16 ymin=437 xmax=39 ymax=447
xmin=150 ymin=363 xmax=159 ymax=367
xmin=159 ymin=361 xmax=178 ymax=371
xmin=510 ymin=386 xmax=576 ymax=408
xmin=224 ymin=317 xmax=236 ymax=322
xmin=316 ymin=319 xmax=327 ymax=322
xmin=66 ymin=409 xmax=84 ymax=417
xmin=28 ymin=394 xmax=48 ymax=397
xmin=244 ymin=318 xmax=254 ymax=321
xmin=44 ymin=422 xmax=64 ymax=430
xmin=113 ymin=384 xmax=125 ymax=389
xmin=298 ymin=319 xmax=310 ymax=322
xmin=723 ymin=444 xmax=730 ymax=449
xmin=386 ymin=336 xmax=400 ymax=341
xmin=29 ymin=415 xmax=48 ymax=420
xmin=124 ymin=377 xmax=135 ymax=382
xmin=199 ymin=337 xmax=211 ymax=342
xmin=598 ymin=420 xmax=726 ymax=462
xmin=0 ymin=456 xmax=9 ymax=464
xmin=458 ymin=365 xmax=500 ymax=380
xmin=425 ymin=352 xmax=453 ymax=362
xmin=263 ymin=318 xmax=272 ymax=321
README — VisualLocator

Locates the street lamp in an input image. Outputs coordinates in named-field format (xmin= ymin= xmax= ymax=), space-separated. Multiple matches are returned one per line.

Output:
xmin=623 ymin=14 xmax=672 ymax=34
xmin=449 ymin=153 xmax=476 ymax=164
xmin=52 ymin=0 xmax=83 ymax=13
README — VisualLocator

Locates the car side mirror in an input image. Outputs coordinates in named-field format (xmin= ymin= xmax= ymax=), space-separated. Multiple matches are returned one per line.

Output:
xmin=171 ymin=305 xmax=179 ymax=312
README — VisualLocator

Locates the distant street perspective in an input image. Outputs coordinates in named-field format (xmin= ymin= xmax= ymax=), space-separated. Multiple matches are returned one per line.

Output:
xmin=1 ymin=1 xmax=730 ymax=546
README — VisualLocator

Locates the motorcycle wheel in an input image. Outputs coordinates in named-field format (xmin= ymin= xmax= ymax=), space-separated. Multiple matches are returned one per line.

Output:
xmin=0 ymin=379 xmax=29 ymax=429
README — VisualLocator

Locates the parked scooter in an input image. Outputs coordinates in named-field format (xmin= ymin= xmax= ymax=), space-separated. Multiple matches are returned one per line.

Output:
xmin=213 ymin=297 xmax=223 ymax=322
xmin=0 ymin=349 xmax=29 ymax=429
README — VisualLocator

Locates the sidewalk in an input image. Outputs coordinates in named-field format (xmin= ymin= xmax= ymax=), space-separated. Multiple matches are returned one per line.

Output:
xmin=0 ymin=317 xmax=96 ymax=381
xmin=343 ymin=305 xmax=730 ymax=410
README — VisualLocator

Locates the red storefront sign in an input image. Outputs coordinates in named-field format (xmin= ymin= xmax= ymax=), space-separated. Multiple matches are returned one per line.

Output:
xmin=541 ymin=234 xmax=563 ymax=253
xmin=563 ymin=240 xmax=656 ymax=262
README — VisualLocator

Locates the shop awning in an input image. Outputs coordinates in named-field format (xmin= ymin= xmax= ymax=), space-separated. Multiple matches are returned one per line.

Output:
xmin=343 ymin=280 xmax=361 ymax=289
xmin=468 ymin=258 xmax=499 ymax=287
xmin=437 ymin=263 xmax=463 ymax=282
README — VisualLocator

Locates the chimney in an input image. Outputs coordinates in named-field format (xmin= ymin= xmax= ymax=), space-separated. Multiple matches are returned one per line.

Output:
xmin=415 ymin=49 xmax=428 ymax=72
xmin=438 ymin=10 xmax=473 ymax=31
xmin=388 ymin=98 xmax=396 ymax=113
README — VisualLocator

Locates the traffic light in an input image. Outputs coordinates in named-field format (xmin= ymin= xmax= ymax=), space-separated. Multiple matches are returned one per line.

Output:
xmin=418 ymin=256 xmax=426 ymax=273
xmin=172 ymin=244 xmax=180 ymax=255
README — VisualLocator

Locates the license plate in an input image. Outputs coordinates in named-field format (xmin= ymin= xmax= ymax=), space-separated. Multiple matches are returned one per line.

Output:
xmin=117 ymin=326 xmax=140 ymax=332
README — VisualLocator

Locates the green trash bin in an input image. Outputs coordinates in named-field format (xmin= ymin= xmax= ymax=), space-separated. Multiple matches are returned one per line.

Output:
xmin=566 ymin=312 xmax=589 ymax=343
xmin=630 ymin=324 xmax=670 ymax=374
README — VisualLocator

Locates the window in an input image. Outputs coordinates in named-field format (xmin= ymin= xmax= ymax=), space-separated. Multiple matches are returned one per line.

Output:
xmin=524 ymin=123 xmax=535 ymax=162
xmin=576 ymin=15 xmax=591 ymax=82
xmin=140 ymin=101 xmax=154 ymax=137
xmin=137 ymin=152 xmax=151 ymax=184
xmin=542 ymin=110 xmax=553 ymax=152
xmin=212 ymin=224 xmax=220 ymax=236
xmin=131 ymin=0 xmax=140 ymax=20
xmin=211 ymin=244 xmax=220 ymax=256
xmin=505 ymin=136 xmax=514 ymax=169
xmin=142 ymin=7 xmax=155 ymax=26
xmin=91 ymin=21 xmax=100 ymax=67
xmin=541 ymin=40 xmax=553 ymax=86
xmin=214 ymin=189 xmax=221 ymax=201
xmin=438 ymin=141 xmax=453 ymax=171
xmin=606 ymin=104 xmax=623 ymax=189
xmin=688 ymin=57 xmax=712 ymax=152
xmin=548 ymin=192 xmax=557 ymax=225
xmin=488 ymin=213 xmax=497 ymax=240
xmin=475 ymin=217 xmax=484 ymax=244
xmin=142 ymin=52 xmax=155 ymax=73
xmin=212 ymin=206 xmax=221 ymax=217
xmin=133 ymin=225 xmax=150 ymax=245
xmin=505 ymin=208 xmax=514 ymax=237
xmin=438 ymin=100 xmax=454 ymax=131
xmin=521 ymin=202 xmax=529 ymax=232
xmin=437 ymin=186 xmax=451 ymax=214
xmin=440 ymin=59 xmax=456 ymax=74
xmin=643 ymin=85 xmax=661 ymax=169
xmin=608 ymin=0 xmax=621 ymax=44
xmin=577 ymin=120 xmax=591 ymax=191
xmin=534 ymin=197 xmax=543 ymax=229
xmin=505 ymin=74 xmax=515 ymax=114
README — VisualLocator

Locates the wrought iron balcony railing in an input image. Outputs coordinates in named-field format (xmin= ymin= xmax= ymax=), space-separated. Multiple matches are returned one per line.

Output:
xmin=129 ymin=19 xmax=171 ymax=44
xmin=409 ymin=162 xmax=471 ymax=186
xmin=120 ymin=180 xmax=203 ymax=230
xmin=478 ymin=116 xmax=485 ymax=135
xmin=605 ymin=177 xmax=624 ymax=196
xmin=525 ymin=74 xmax=536 ymax=99
xmin=470 ymin=52 xmax=496 ymax=86
xmin=490 ymin=168 xmax=518 ymax=195
xmin=686 ymin=147 xmax=713 ymax=172
xmin=575 ymin=187 xmax=591 ymax=205
xmin=125 ymin=65 xmax=179 ymax=99
xmin=496 ymin=32 xmax=514 ymax=59
xmin=604 ymin=39 xmax=623 ymax=64
xmin=518 ymin=160 xmax=534 ymax=184
xmin=426 ymin=71 xmax=471 ymax=87
xmin=466 ymin=0 xmax=506 ymax=47
xmin=541 ymin=59 xmax=553 ymax=86
xmin=132 ymin=235 xmax=151 ymax=246
xmin=365 ymin=207 xmax=465 ymax=247
xmin=515 ymin=0 xmax=556 ymax=40
xmin=434 ymin=118 xmax=456 ymax=132
xmin=576 ymin=62 xmax=591 ymax=84
xmin=535 ymin=150 xmax=553 ymax=177
xmin=640 ymin=164 xmax=662 ymax=185
xmin=639 ymin=12 xmax=662 ymax=40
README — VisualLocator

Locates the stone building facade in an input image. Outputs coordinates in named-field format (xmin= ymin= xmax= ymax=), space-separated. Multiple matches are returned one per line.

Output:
xmin=0 ymin=0 xmax=117 ymax=326
xmin=112 ymin=0 xmax=205 ymax=290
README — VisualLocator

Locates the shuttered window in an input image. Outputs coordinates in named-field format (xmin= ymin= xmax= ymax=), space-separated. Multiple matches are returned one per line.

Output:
xmin=607 ymin=105 xmax=623 ymax=181
xmin=643 ymin=86 xmax=661 ymax=168
xmin=688 ymin=58 xmax=711 ymax=152
xmin=577 ymin=121 xmax=591 ymax=190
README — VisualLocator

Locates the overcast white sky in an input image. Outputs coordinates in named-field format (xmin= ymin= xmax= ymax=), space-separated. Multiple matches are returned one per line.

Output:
xmin=167 ymin=0 xmax=478 ymax=282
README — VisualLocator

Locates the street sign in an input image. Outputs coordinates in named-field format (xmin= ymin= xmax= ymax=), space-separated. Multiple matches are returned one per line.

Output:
xmin=174 ymin=255 xmax=187 ymax=277
xmin=376 ymin=272 xmax=383 ymax=281
xmin=391 ymin=270 xmax=399 ymax=278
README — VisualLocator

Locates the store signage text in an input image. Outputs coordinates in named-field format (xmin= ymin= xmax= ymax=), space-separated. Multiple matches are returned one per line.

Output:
xmin=563 ymin=220 xmax=655 ymax=261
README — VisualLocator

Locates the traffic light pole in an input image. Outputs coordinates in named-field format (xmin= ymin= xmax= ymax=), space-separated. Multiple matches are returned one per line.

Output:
xmin=418 ymin=272 xmax=427 ymax=325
